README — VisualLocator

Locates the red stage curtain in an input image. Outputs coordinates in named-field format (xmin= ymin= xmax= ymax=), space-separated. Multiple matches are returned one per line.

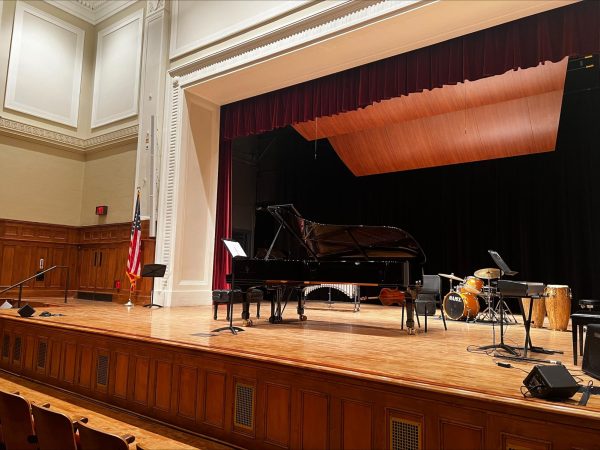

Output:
xmin=212 ymin=0 xmax=600 ymax=289
xmin=212 ymin=127 xmax=232 ymax=290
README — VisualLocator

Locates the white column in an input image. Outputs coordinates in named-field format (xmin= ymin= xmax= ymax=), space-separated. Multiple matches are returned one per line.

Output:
xmin=154 ymin=77 xmax=220 ymax=307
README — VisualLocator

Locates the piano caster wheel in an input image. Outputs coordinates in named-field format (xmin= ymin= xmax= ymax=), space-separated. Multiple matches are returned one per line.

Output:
xmin=407 ymin=328 xmax=416 ymax=335
xmin=299 ymin=315 xmax=307 ymax=321
xmin=242 ymin=319 xmax=253 ymax=327
xmin=269 ymin=317 xmax=274 ymax=324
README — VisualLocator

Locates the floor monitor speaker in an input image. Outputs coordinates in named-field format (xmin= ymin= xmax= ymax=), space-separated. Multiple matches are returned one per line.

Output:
xmin=17 ymin=304 xmax=35 ymax=318
xmin=523 ymin=364 xmax=579 ymax=400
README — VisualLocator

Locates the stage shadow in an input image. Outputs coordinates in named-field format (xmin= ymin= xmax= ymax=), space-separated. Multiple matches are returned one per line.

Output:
xmin=252 ymin=319 xmax=440 ymax=337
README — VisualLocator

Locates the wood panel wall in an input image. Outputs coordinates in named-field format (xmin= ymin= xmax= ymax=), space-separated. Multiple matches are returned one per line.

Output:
xmin=0 ymin=219 xmax=155 ymax=304
xmin=1 ymin=317 xmax=599 ymax=450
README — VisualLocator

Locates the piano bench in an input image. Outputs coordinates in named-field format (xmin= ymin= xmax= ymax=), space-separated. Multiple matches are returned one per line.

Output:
xmin=571 ymin=312 xmax=600 ymax=365
xmin=212 ymin=289 xmax=261 ymax=321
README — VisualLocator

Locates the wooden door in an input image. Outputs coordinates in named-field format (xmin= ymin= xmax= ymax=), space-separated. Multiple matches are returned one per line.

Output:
xmin=78 ymin=247 xmax=98 ymax=291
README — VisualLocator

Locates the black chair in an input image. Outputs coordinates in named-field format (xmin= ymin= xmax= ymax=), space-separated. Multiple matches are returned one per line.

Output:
xmin=415 ymin=275 xmax=447 ymax=332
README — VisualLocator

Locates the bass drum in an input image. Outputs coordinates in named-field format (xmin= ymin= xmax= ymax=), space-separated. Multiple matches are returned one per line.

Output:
xmin=443 ymin=291 xmax=480 ymax=320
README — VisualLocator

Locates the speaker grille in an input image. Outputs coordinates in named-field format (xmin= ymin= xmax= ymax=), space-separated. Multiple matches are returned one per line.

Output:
xmin=391 ymin=416 xmax=421 ymax=450
xmin=2 ymin=335 xmax=9 ymax=358
xmin=96 ymin=354 xmax=109 ymax=386
xmin=13 ymin=336 xmax=22 ymax=362
xmin=37 ymin=341 xmax=47 ymax=369
xmin=234 ymin=383 xmax=255 ymax=430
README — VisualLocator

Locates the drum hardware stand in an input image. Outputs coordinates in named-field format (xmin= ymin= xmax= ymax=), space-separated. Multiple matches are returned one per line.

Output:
xmin=476 ymin=279 xmax=499 ymax=323
xmin=475 ymin=291 xmax=518 ymax=355
xmin=495 ymin=298 xmax=518 ymax=324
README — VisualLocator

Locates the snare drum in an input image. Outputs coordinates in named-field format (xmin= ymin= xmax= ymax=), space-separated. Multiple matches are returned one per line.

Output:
xmin=443 ymin=291 xmax=480 ymax=320
xmin=459 ymin=276 xmax=483 ymax=295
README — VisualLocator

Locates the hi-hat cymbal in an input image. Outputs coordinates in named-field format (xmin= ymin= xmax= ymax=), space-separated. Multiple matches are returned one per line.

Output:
xmin=474 ymin=268 xmax=502 ymax=279
xmin=438 ymin=273 xmax=465 ymax=282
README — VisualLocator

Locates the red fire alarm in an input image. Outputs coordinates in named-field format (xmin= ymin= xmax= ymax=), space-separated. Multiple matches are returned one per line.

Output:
xmin=114 ymin=280 xmax=121 ymax=289
xmin=95 ymin=205 xmax=108 ymax=215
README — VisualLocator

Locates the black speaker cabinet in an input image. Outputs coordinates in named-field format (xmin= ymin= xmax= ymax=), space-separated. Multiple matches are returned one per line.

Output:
xmin=523 ymin=364 xmax=579 ymax=400
xmin=583 ymin=324 xmax=600 ymax=380
xmin=17 ymin=304 xmax=35 ymax=318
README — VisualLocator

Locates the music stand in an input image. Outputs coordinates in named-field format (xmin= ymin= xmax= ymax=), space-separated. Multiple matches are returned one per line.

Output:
xmin=475 ymin=250 xmax=518 ymax=355
xmin=142 ymin=264 xmax=166 ymax=308
xmin=212 ymin=239 xmax=246 ymax=335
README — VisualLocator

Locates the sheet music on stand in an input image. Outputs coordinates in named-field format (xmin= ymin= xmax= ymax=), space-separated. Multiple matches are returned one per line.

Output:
xmin=223 ymin=239 xmax=247 ymax=258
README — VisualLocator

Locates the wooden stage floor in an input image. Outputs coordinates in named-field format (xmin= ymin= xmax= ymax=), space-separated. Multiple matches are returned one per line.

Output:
xmin=1 ymin=297 xmax=598 ymax=416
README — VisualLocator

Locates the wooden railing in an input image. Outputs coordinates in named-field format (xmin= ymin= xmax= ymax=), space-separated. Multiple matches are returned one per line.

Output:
xmin=0 ymin=266 xmax=69 ymax=307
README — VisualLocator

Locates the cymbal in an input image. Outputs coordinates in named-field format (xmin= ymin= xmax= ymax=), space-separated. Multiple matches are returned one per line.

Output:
xmin=474 ymin=268 xmax=502 ymax=279
xmin=460 ymin=284 xmax=481 ymax=295
xmin=438 ymin=273 xmax=465 ymax=282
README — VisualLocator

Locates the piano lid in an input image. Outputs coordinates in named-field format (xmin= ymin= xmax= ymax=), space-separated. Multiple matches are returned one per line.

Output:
xmin=265 ymin=204 xmax=426 ymax=263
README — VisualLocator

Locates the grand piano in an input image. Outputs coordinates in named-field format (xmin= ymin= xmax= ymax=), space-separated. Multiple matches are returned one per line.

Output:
xmin=229 ymin=205 xmax=426 ymax=332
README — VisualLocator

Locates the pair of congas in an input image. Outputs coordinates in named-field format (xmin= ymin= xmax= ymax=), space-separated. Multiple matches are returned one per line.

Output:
xmin=442 ymin=276 xmax=483 ymax=320
xmin=521 ymin=285 xmax=571 ymax=331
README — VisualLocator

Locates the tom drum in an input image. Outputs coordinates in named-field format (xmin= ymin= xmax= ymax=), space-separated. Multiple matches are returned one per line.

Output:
xmin=459 ymin=276 xmax=484 ymax=295
xmin=443 ymin=291 xmax=480 ymax=320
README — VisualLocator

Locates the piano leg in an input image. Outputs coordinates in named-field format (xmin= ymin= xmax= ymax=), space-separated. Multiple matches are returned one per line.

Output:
xmin=297 ymin=296 xmax=307 ymax=321
xmin=241 ymin=301 xmax=253 ymax=327
xmin=269 ymin=287 xmax=284 ymax=324
xmin=404 ymin=288 xmax=418 ymax=334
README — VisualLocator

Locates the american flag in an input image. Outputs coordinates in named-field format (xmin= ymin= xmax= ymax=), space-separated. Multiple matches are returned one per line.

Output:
xmin=126 ymin=191 xmax=142 ymax=286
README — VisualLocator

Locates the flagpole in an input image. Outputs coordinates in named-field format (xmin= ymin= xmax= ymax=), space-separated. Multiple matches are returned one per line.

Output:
xmin=124 ymin=283 xmax=134 ymax=307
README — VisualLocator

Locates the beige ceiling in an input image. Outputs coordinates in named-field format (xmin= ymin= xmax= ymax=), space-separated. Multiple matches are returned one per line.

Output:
xmin=187 ymin=1 xmax=576 ymax=106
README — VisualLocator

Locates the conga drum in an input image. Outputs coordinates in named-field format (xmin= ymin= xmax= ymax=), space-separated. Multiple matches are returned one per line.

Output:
xmin=544 ymin=285 xmax=571 ymax=331
xmin=521 ymin=297 xmax=546 ymax=328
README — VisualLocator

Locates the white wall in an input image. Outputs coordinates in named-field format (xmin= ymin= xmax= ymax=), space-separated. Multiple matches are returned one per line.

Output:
xmin=91 ymin=9 xmax=143 ymax=128
xmin=170 ymin=0 xmax=308 ymax=59
xmin=80 ymin=144 xmax=137 ymax=225
xmin=0 ymin=137 xmax=84 ymax=225
xmin=0 ymin=0 xmax=143 ymax=227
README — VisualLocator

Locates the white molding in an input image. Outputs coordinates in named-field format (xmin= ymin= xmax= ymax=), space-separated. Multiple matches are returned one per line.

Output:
xmin=5 ymin=2 xmax=85 ymax=127
xmin=173 ymin=0 xmax=428 ymax=86
xmin=45 ymin=1 xmax=137 ymax=25
xmin=0 ymin=116 xmax=138 ymax=152
xmin=146 ymin=0 xmax=167 ymax=19
xmin=154 ymin=77 xmax=182 ymax=307
xmin=91 ymin=9 xmax=144 ymax=128
xmin=170 ymin=0 xmax=312 ymax=60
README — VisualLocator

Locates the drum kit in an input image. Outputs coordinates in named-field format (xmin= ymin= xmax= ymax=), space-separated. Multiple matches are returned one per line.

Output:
xmin=439 ymin=268 xmax=516 ymax=323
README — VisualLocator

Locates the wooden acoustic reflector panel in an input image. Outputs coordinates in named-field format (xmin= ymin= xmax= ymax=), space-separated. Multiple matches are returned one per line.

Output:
xmin=293 ymin=58 xmax=568 ymax=176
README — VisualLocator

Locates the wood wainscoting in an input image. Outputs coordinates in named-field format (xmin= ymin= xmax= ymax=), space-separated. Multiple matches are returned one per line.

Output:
xmin=0 ymin=219 xmax=155 ymax=304
xmin=0 ymin=305 xmax=599 ymax=450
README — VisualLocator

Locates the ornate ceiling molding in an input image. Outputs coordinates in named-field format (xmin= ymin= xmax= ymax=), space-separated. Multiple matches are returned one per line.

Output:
xmin=45 ymin=0 xmax=137 ymax=25
xmin=0 ymin=116 xmax=138 ymax=153
xmin=172 ymin=0 xmax=433 ymax=87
